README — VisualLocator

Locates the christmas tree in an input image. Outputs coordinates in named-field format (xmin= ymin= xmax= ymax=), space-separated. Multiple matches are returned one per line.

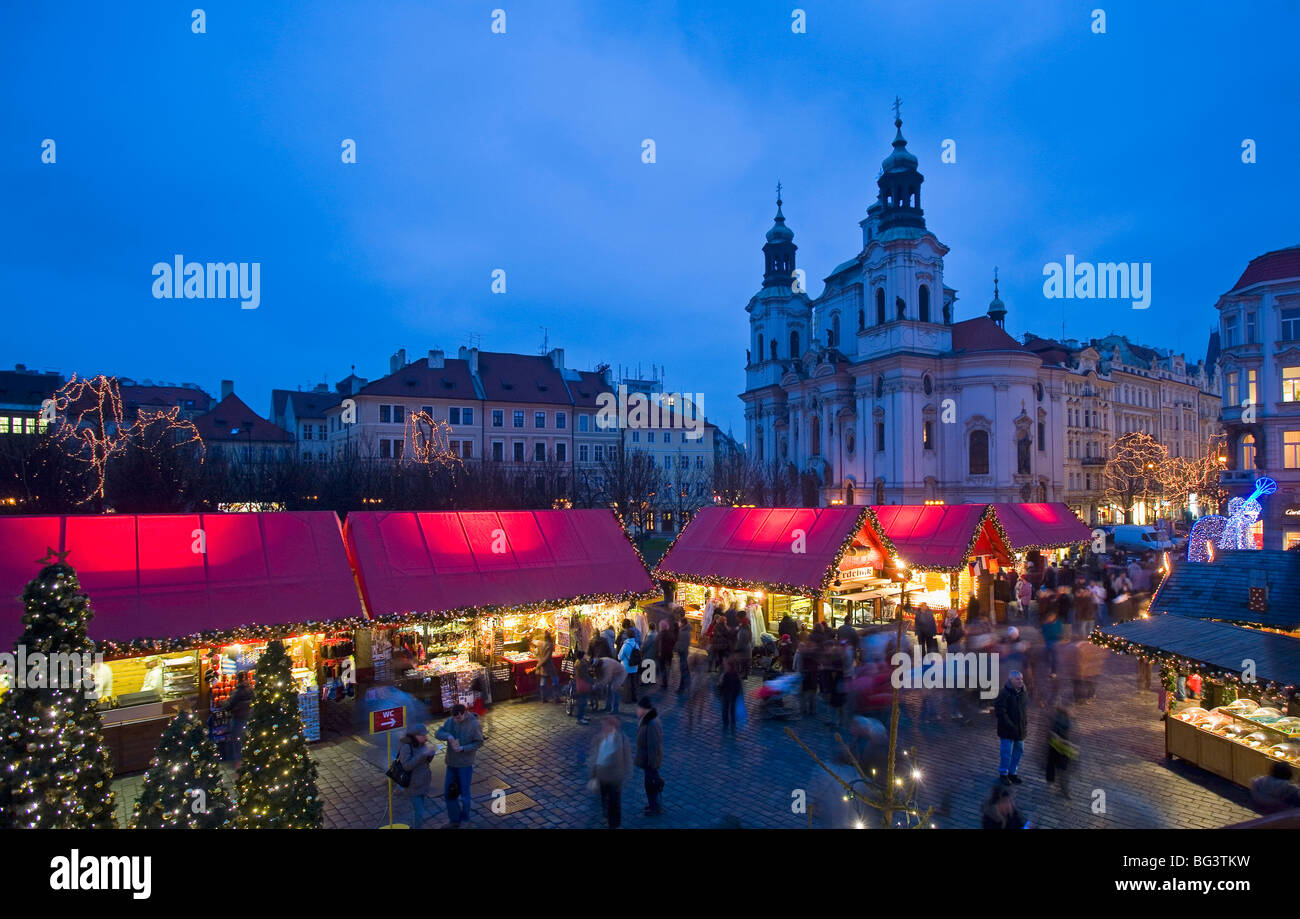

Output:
xmin=0 ymin=560 xmax=117 ymax=829
xmin=234 ymin=640 xmax=323 ymax=828
xmin=132 ymin=708 xmax=234 ymax=828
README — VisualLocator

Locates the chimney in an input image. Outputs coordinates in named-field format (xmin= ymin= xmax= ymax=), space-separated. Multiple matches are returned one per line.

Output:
xmin=601 ymin=366 xmax=613 ymax=387
xmin=390 ymin=349 xmax=407 ymax=374
xmin=428 ymin=349 xmax=445 ymax=369
xmin=548 ymin=347 xmax=565 ymax=371
xmin=220 ymin=380 xmax=234 ymax=400
xmin=458 ymin=347 xmax=479 ymax=375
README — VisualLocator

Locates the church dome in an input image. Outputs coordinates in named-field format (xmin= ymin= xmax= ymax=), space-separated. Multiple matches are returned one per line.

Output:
xmin=881 ymin=119 xmax=918 ymax=173
xmin=767 ymin=202 xmax=794 ymax=242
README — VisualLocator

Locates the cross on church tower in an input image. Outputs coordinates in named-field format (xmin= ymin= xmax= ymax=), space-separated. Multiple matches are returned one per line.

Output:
xmin=776 ymin=180 xmax=783 ymax=205
xmin=892 ymin=95 xmax=902 ymax=121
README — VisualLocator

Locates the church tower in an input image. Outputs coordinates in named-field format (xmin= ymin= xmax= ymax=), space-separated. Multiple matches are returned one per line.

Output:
xmin=987 ymin=268 xmax=1007 ymax=328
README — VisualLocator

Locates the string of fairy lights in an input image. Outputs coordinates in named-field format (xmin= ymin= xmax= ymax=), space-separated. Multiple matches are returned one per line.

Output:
xmin=1089 ymin=631 xmax=1296 ymax=699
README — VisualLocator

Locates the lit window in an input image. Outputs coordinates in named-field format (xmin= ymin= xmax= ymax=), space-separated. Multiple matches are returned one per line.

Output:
xmin=1283 ymin=367 xmax=1300 ymax=402
xmin=1285 ymin=431 xmax=1300 ymax=469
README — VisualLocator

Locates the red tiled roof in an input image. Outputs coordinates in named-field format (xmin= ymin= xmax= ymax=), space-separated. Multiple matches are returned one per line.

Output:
xmin=476 ymin=351 xmax=571 ymax=405
xmin=0 ymin=512 xmax=364 ymax=647
xmin=120 ymin=384 xmax=214 ymax=414
xmin=355 ymin=357 xmax=479 ymax=401
xmin=869 ymin=504 xmax=1010 ymax=571
xmin=988 ymin=502 xmax=1092 ymax=550
xmin=344 ymin=510 xmax=655 ymax=617
xmin=950 ymin=317 xmax=1028 ymax=354
xmin=652 ymin=506 xmax=883 ymax=597
xmin=570 ymin=370 xmax=613 ymax=408
xmin=193 ymin=393 xmax=292 ymax=442
xmin=1228 ymin=245 xmax=1300 ymax=294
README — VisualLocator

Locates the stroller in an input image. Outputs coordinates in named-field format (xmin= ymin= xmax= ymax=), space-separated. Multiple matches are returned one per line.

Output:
xmin=752 ymin=633 xmax=780 ymax=676
xmin=756 ymin=672 xmax=801 ymax=721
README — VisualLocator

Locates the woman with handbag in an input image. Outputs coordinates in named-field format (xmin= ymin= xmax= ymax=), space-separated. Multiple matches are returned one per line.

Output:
xmin=395 ymin=724 xmax=436 ymax=828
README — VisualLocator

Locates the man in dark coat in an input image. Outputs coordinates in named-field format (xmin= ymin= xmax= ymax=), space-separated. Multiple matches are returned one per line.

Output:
xmin=635 ymin=697 xmax=664 ymax=816
xmin=994 ymin=671 xmax=1028 ymax=785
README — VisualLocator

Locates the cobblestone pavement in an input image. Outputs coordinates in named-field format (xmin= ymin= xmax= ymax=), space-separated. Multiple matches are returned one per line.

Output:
xmin=111 ymin=648 xmax=1261 ymax=829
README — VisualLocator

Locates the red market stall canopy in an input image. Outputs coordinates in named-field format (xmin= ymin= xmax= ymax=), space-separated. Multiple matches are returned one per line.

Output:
xmin=344 ymin=509 xmax=655 ymax=618
xmin=651 ymin=506 xmax=891 ymax=598
xmin=0 ymin=512 xmax=364 ymax=652
xmin=988 ymin=502 xmax=1092 ymax=551
xmin=868 ymin=504 xmax=1011 ymax=572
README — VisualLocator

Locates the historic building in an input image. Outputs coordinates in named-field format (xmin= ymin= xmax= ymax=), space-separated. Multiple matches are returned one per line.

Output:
xmin=741 ymin=111 xmax=1067 ymax=506
xmin=1023 ymin=334 xmax=1221 ymax=523
xmin=1215 ymin=245 xmax=1300 ymax=549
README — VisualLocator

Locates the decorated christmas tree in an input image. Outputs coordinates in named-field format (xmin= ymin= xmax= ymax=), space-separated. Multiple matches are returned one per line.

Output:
xmin=0 ymin=558 xmax=117 ymax=829
xmin=234 ymin=640 xmax=323 ymax=828
xmin=132 ymin=708 xmax=234 ymax=828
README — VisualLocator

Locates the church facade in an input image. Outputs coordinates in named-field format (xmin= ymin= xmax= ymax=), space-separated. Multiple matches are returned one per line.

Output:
xmin=740 ymin=113 xmax=1068 ymax=507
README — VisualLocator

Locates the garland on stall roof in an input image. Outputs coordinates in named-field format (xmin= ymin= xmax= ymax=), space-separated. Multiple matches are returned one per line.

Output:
xmin=1089 ymin=630 xmax=1297 ymax=697
xmin=92 ymin=589 xmax=659 ymax=658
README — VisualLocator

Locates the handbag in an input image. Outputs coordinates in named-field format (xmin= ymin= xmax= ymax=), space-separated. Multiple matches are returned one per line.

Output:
xmin=386 ymin=744 xmax=414 ymax=788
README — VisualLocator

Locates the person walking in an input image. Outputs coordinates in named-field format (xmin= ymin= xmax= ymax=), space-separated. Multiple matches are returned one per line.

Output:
xmin=534 ymin=630 xmax=558 ymax=703
xmin=642 ymin=621 xmax=659 ymax=686
xmin=685 ymin=653 xmax=709 ymax=731
xmin=618 ymin=628 xmax=641 ymax=705
xmin=913 ymin=605 xmax=938 ymax=657
xmin=1015 ymin=575 xmax=1034 ymax=623
xmin=943 ymin=609 xmax=964 ymax=653
xmin=573 ymin=649 xmax=594 ymax=724
xmin=795 ymin=639 xmax=820 ymax=718
xmin=657 ymin=617 xmax=677 ymax=691
xmin=674 ymin=616 xmax=693 ymax=696
xmin=223 ymin=671 xmax=254 ymax=766
xmin=733 ymin=613 xmax=754 ymax=679
xmin=434 ymin=702 xmax=484 ymax=828
xmin=635 ymin=697 xmax=664 ymax=816
xmin=588 ymin=716 xmax=632 ymax=829
xmin=719 ymin=657 xmax=743 ymax=734
xmin=708 ymin=612 xmax=731 ymax=673
xmin=994 ymin=671 xmax=1029 ymax=786
xmin=597 ymin=653 xmax=627 ymax=714
xmin=1045 ymin=704 xmax=1077 ymax=798
xmin=396 ymin=723 xmax=437 ymax=827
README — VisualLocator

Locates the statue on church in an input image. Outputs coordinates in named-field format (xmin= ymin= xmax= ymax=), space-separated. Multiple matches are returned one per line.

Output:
xmin=746 ymin=348 xmax=751 ymax=366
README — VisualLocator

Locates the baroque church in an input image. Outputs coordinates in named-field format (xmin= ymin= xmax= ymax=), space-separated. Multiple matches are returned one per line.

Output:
xmin=740 ymin=110 xmax=1067 ymax=506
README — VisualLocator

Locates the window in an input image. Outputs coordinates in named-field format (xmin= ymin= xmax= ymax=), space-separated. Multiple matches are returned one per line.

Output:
xmin=663 ymin=456 xmax=672 ymax=469
xmin=317 ymin=425 xmax=325 ymax=439
xmin=595 ymin=445 xmax=606 ymax=461
xmin=392 ymin=405 xmax=404 ymax=423
xmin=1283 ymin=367 xmax=1300 ymax=402
xmin=1226 ymin=372 xmax=1239 ymax=407
xmin=556 ymin=411 xmax=566 ymax=429
xmin=393 ymin=439 xmax=403 ymax=459
xmin=758 ymin=334 xmax=765 ymax=360
xmin=422 ymin=405 xmax=434 ymax=417
xmin=1246 ymin=311 xmax=1258 ymax=344
xmin=1223 ymin=315 xmax=1239 ymax=347
xmin=1246 ymin=369 xmax=1258 ymax=407
xmin=919 ymin=284 xmax=930 ymax=322
xmin=380 ymin=405 xmax=391 ymax=424
xmin=875 ymin=421 xmax=885 ymax=453
xmin=631 ymin=431 xmax=640 ymax=443
xmin=534 ymin=411 xmax=546 ymax=429
xmin=534 ymin=443 xmax=546 ymax=462
xmin=923 ymin=375 xmax=932 ymax=395
xmin=379 ymin=439 xmax=391 ymax=459
xmin=790 ymin=330 xmax=800 ymax=358
xmin=1038 ymin=421 xmax=1045 ymax=452
xmin=663 ymin=431 xmax=671 ymax=443
xmin=831 ymin=314 xmax=841 ymax=347
xmin=1285 ymin=431 xmax=1300 ymax=469
xmin=303 ymin=426 xmax=313 ymax=441
xmin=492 ymin=410 xmax=504 ymax=427
xmin=1240 ymin=434 xmax=1256 ymax=470
xmin=969 ymin=430 xmax=990 ymax=475
xmin=463 ymin=407 xmax=473 ymax=425
xmin=578 ymin=413 xmax=589 ymax=432
xmin=449 ymin=407 xmax=461 ymax=424
xmin=876 ymin=288 xmax=886 ymax=324
xmin=858 ymin=308 xmax=865 ymax=331
xmin=923 ymin=420 xmax=933 ymax=450
xmin=875 ymin=375 xmax=884 ymax=399
xmin=513 ymin=441 xmax=525 ymax=462
xmin=1283 ymin=308 xmax=1300 ymax=341
xmin=695 ymin=455 xmax=704 ymax=469
xmin=647 ymin=432 xmax=656 ymax=443
xmin=513 ymin=410 xmax=525 ymax=428
xmin=556 ymin=442 xmax=567 ymax=462
xmin=810 ymin=416 xmax=821 ymax=455
xmin=461 ymin=440 xmax=472 ymax=459
xmin=680 ymin=456 xmax=689 ymax=470
xmin=492 ymin=441 xmax=504 ymax=461
xmin=579 ymin=444 xmax=590 ymax=462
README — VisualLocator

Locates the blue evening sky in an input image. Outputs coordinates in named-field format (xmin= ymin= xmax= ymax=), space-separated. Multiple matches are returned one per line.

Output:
xmin=3 ymin=1 xmax=1297 ymax=435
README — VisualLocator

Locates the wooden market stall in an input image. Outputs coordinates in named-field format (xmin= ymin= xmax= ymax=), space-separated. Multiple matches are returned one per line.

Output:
xmin=344 ymin=508 xmax=656 ymax=710
xmin=0 ymin=512 xmax=367 ymax=772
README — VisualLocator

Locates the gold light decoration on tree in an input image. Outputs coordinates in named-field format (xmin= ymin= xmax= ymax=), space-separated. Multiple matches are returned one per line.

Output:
xmin=52 ymin=374 xmax=204 ymax=503
xmin=404 ymin=410 xmax=461 ymax=467
xmin=1102 ymin=431 xmax=1167 ymax=522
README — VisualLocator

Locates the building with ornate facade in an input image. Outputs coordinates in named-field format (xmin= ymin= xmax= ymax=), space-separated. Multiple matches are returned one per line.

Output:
xmin=741 ymin=113 xmax=1068 ymax=506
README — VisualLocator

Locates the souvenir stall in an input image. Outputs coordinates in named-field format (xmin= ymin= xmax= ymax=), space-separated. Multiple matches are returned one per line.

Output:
xmin=989 ymin=503 xmax=1093 ymax=599
xmin=344 ymin=508 xmax=657 ymax=710
xmin=867 ymin=504 xmax=1014 ymax=624
xmin=1094 ymin=615 xmax=1300 ymax=788
xmin=651 ymin=506 xmax=897 ymax=642
xmin=0 ymin=512 xmax=367 ymax=772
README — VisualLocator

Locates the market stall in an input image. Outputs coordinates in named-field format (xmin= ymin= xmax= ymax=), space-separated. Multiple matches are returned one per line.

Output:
xmin=650 ymin=506 xmax=899 ymax=640
xmin=344 ymin=509 xmax=656 ymax=710
xmin=0 ymin=512 xmax=366 ymax=772
xmin=1094 ymin=615 xmax=1300 ymax=788
xmin=989 ymin=502 xmax=1093 ymax=595
xmin=867 ymin=503 xmax=1014 ymax=622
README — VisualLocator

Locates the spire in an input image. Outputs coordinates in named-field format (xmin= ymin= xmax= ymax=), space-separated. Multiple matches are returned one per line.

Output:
xmin=762 ymin=182 xmax=797 ymax=286
xmin=987 ymin=267 xmax=1007 ymax=328
xmin=876 ymin=100 xmax=924 ymax=232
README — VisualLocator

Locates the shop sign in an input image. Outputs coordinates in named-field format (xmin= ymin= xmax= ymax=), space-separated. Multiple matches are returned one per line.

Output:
xmin=369 ymin=705 xmax=405 ymax=734
xmin=1283 ymin=506 xmax=1300 ymax=518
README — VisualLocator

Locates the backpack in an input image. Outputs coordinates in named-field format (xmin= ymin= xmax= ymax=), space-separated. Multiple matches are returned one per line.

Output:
xmin=629 ymin=643 xmax=643 ymax=668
